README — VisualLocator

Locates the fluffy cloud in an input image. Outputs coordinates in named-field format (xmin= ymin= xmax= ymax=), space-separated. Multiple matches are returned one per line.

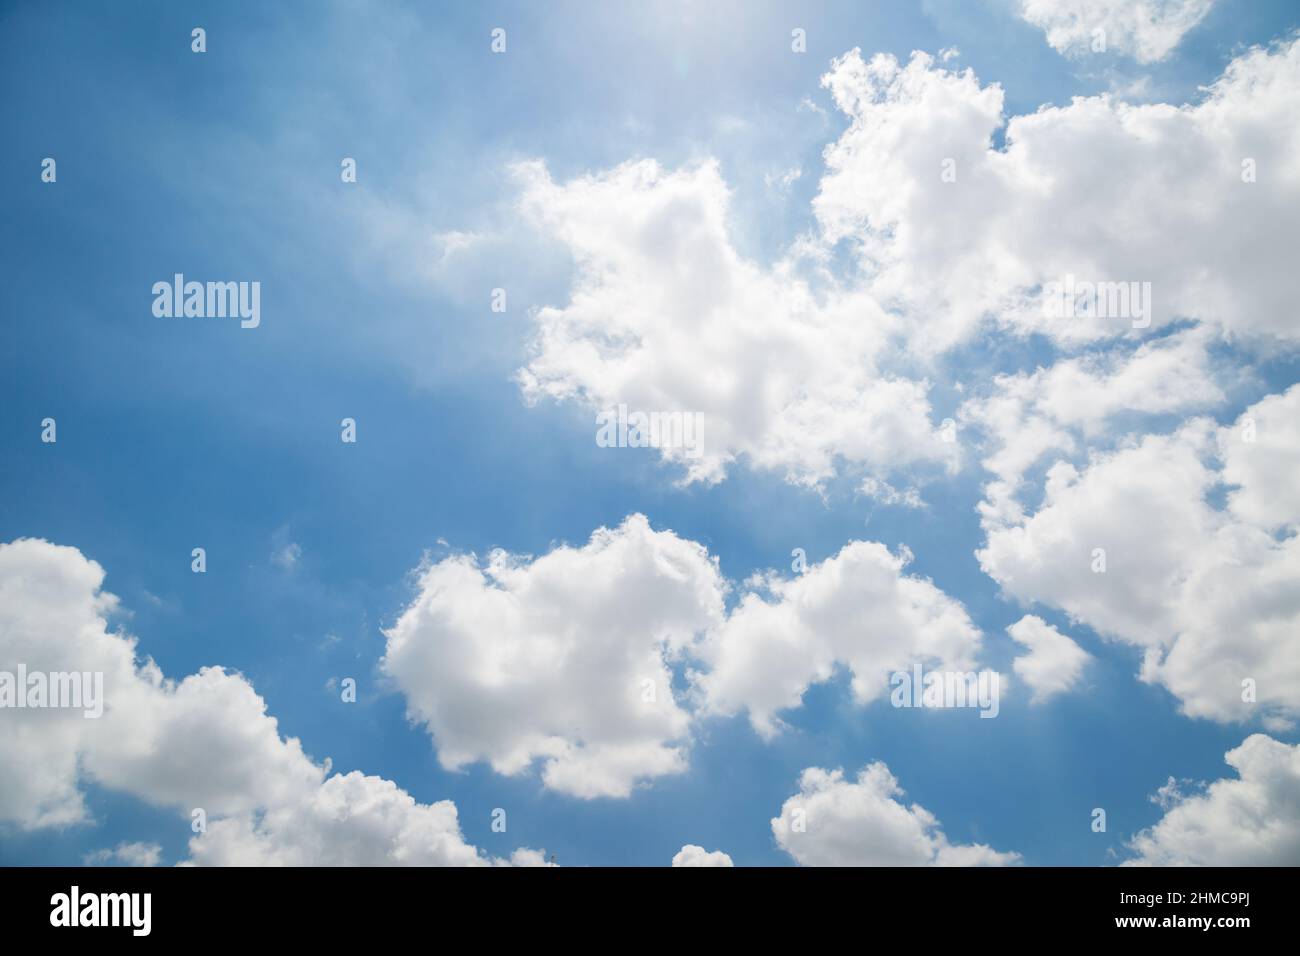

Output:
xmin=960 ymin=327 xmax=1223 ymax=528
xmin=188 ymin=771 xmax=542 ymax=867
xmin=979 ymin=386 xmax=1300 ymax=726
xmin=1017 ymin=0 xmax=1214 ymax=62
xmin=772 ymin=763 xmax=1021 ymax=866
xmin=1007 ymin=615 xmax=1090 ymax=702
xmin=696 ymin=541 xmax=985 ymax=738
xmin=671 ymin=844 xmax=734 ymax=867
xmin=514 ymin=158 xmax=955 ymax=487
xmin=510 ymin=39 xmax=1299 ymax=492
xmin=1125 ymin=735 xmax=1300 ymax=865
xmin=385 ymin=515 xmax=990 ymax=791
xmin=382 ymin=514 xmax=725 ymax=798
xmin=0 ymin=538 xmax=539 ymax=866
xmin=1221 ymin=384 xmax=1300 ymax=533
xmin=815 ymin=40 xmax=1300 ymax=350
xmin=0 ymin=538 xmax=323 ymax=829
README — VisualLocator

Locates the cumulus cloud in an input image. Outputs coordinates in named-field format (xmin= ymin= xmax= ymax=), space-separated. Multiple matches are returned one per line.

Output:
xmin=1125 ymin=735 xmax=1300 ymax=865
xmin=1017 ymin=0 xmax=1214 ymax=63
xmin=671 ymin=844 xmax=734 ymax=867
xmin=1221 ymin=384 xmax=1300 ymax=533
xmin=772 ymin=763 xmax=1021 ymax=866
xmin=695 ymin=541 xmax=985 ymax=738
xmin=1007 ymin=615 xmax=1090 ymax=702
xmin=815 ymin=40 xmax=1300 ymax=350
xmin=514 ymin=158 xmax=955 ymax=487
xmin=0 ymin=538 xmax=323 ymax=829
xmin=0 ymin=527 xmax=994 ymax=822
xmin=0 ymin=538 xmax=540 ymax=866
xmin=384 ymin=515 xmax=990 ymax=791
xmin=506 ymin=38 xmax=1299 ymax=493
xmin=382 ymin=514 xmax=725 ymax=798
xmin=978 ymin=386 xmax=1300 ymax=726
xmin=188 ymin=771 xmax=530 ymax=867
xmin=960 ymin=327 xmax=1224 ymax=528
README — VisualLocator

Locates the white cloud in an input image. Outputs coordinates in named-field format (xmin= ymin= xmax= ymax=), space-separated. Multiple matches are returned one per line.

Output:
xmin=1221 ymin=384 xmax=1300 ymax=533
xmin=1125 ymin=734 xmax=1300 ymax=865
xmin=505 ymin=38 xmax=1300 ymax=494
xmin=384 ymin=515 xmax=990 ymax=791
xmin=1007 ymin=615 xmax=1090 ymax=702
xmin=960 ymin=327 xmax=1224 ymax=528
xmin=0 ymin=538 xmax=541 ymax=866
xmin=188 ymin=771 xmax=511 ymax=867
xmin=772 ymin=763 xmax=1021 ymax=866
xmin=859 ymin=476 xmax=926 ymax=509
xmin=0 ymin=538 xmax=323 ymax=829
xmin=978 ymin=386 xmax=1300 ymax=726
xmin=696 ymin=540 xmax=985 ymax=739
xmin=382 ymin=514 xmax=725 ymax=799
xmin=815 ymin=40 xmax=1300 ymax=350
xmin=671 ymin=844 xmax=734 ymax=867
xmin=85 ymin=841 xmax=162 ymax=868
xmin=1017 ymin=0 xmax=1214 ymax=63
xmin=514 ymin=158 xmax=955 ymax=487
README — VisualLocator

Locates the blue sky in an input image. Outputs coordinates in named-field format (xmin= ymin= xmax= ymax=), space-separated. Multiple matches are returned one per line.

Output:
xmin=3 ymin=0 xmax=1300 ymax=867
